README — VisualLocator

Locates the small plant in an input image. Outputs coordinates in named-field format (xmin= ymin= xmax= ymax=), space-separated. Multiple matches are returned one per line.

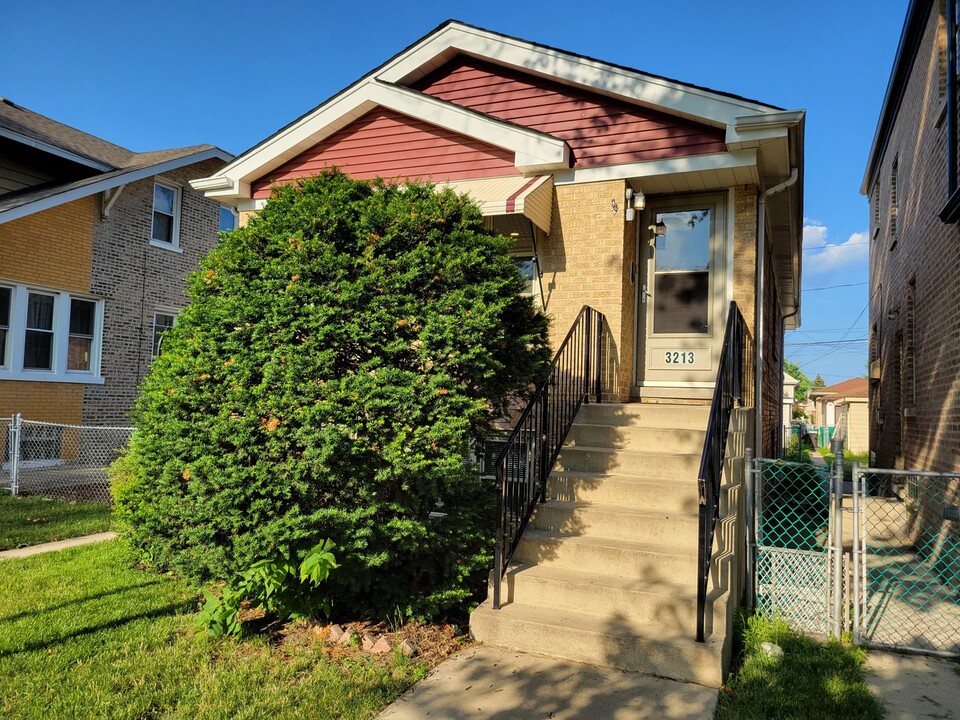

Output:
xmin=197 ymin=539 xmax=339 ymax=638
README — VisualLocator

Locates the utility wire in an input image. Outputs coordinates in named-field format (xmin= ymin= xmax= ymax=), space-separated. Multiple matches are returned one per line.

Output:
xmin=802 ymin=281 xmax=869 ymax=292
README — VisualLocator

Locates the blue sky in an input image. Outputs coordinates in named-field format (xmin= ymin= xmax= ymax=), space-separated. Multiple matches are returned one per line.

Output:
xmin=2 ymin=0 xmax=907 ymax=383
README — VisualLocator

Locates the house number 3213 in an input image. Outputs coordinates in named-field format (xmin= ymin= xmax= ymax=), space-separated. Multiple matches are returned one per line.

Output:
xmin=664 ymin=351 xmax=696 ymax=365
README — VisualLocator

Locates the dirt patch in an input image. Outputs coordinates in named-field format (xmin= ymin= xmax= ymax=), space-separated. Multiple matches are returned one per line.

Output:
xmin=281 ymin=619 xmax=470 ymax=670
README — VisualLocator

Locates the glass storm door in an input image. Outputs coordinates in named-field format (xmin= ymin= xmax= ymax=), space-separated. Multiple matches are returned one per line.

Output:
xmin=635 ymin=195 xmax=726 ymax=395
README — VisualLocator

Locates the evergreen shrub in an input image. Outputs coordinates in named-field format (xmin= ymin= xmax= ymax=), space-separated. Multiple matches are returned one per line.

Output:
xmin=113 ymin=170 xmax=551 ymax=619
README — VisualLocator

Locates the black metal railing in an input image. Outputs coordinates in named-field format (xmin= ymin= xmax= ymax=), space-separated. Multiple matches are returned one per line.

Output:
xmin=696 ymin=301 xmax=749 ymax=642
xmin=492 ymin=305 xmax=604 ymax=610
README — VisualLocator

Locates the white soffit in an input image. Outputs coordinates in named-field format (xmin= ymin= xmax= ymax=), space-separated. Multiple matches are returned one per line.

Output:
xmin=442 ymin=174 xmax=553 ymax=233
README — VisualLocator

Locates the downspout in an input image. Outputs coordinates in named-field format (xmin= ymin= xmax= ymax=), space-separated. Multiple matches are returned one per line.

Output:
xmin=755 ymin=167 xmax=799 ymax=459
xmin=948 ymin=0 xmax=957 ymax=198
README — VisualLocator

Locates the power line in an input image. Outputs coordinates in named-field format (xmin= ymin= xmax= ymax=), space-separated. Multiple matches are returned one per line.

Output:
xmin=803 ymin=240 xmax=870 ymax=253
xmin=801 ymin=303 xmax=869 ymax=368
xmin=802 ymin=281 xmax=869 ymax=292
xmin=785 ymin=338 xmax=867 ymax=346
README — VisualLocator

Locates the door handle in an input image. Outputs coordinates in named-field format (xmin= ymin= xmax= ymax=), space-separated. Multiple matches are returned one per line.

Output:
xmin=640 ymin=283 xmax=652 ymax=304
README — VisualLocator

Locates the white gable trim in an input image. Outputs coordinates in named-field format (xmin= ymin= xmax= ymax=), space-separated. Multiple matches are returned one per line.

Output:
xmin=379 ymin=23 xmax=778 ymax=128
xmin=199 ymin=80 xmax=570 ymax=201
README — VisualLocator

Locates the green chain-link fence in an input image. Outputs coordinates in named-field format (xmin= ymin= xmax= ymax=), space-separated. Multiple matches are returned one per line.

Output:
xmin=853 ymin=466 xmax=960 ymax=657
xmin=754 ymin=458 xmax=845 ymax=636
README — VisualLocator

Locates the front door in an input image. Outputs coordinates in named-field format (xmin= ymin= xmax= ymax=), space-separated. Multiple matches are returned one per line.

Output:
xmin=634 ymin=193 xmax=727 ymax=399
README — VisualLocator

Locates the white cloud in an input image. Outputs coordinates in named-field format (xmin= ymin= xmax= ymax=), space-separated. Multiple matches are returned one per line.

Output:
xmin=803 ymin=219 xmax=828 ymax=249
xmin=805 ymin=230 xmax=869 ymax=273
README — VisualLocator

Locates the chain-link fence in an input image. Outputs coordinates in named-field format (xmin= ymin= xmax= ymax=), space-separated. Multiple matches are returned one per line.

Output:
xmin=853 ymin=466 xmax=960 ymax=657
xmin=2 ymin=415 xmax=132 ymax=504
xmin=754 ymin=457 xmax=846 ymax=636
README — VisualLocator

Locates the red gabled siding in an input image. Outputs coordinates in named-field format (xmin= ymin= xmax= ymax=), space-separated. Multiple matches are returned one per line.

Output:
xmin=251 ymin=107 xmax=517 ymax=198
xmin=412 ymin=57 xmax=727 ymax=168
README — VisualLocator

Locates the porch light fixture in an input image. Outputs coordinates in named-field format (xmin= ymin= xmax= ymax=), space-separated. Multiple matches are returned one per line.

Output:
xmin=650 ymin=221 xmax=666 ymax=236
xmin=624 ymin=188 xmax=646 ymax=222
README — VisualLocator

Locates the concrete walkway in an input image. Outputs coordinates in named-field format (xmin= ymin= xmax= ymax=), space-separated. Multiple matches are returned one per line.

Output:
xmin=377 ymin=646 xmax=718 ymax=720
xmin=0 ymin=531 xmax=117 ymax=560
xmin=865 ymin=650 xmax=960 ymax=720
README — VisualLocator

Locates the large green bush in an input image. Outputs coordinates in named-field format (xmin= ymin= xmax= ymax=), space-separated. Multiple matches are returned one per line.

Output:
xmin=113 ymin=171 xmax=550 ymax=619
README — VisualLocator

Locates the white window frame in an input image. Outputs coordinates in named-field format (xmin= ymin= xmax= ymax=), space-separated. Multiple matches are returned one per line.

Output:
xmin=0 ymin=282 xmax=104 ymax=384
xmin=150 ymin=180 xmax=183 ymax=252
xmin=219 ymin=204 xmax=239 ymax=232
xmin=0 ymin=285 xmax=11 ymax=370
xmin=152 ymin=308 xmax=179 ymax=356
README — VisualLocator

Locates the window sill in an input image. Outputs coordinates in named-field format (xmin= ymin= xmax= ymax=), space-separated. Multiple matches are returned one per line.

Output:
xmin=149 ymin=240 xmax=183 ymax=253
xmin=0 ymin=371 xmax=105 ymax=385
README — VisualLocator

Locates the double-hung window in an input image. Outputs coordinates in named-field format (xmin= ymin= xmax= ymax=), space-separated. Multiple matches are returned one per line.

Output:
xmin=0 ymin=283 xmax=103 ymax=382
xmin=152 ymin=311 xmax=177 ymax=356
xmin=24 ymin=292 xmax=55 ymax=370
xmin=151 ymin=181 xmax=181 ymax=249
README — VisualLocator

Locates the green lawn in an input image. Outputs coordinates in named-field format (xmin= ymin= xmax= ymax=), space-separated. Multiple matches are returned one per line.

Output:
xmin=0 ymin=495 xmax=112 ymax=550
xmin=715 ymin=614 xmax=883 ymax=720
xmin=818 ymin=448 xmax=870 ymax=482
xmin=0 ymin=542 xmax=428 ymax=720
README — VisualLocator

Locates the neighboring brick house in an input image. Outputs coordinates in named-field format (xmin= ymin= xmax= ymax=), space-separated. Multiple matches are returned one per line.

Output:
xmin=194 ymin=21 xmax=805 ymax=459
xmin=862 ymin=0 xmax=960 ymax=472
xmin=0 ymin=98 xmax=232 ymax=425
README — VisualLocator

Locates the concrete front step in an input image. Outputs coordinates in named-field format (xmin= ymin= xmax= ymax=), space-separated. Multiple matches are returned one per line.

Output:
xmin=529 ymin=501 xmax=698 ymax=545
xmin=547 ymin=470 xmax=699 ymax=512
xmin=554 ymin=445 xmax=700 ymax=477
xmin=513 ymin=529 xmax=700 ymax=581
xmin=574 ymin=402 xmax=709 ymax=429
xmin=469 ymin=600 xmax=724 ymax=685
xmin=565 ymin=423 xmax=706 ymax=454
xmin=497 ymin=563 xmax=701 ymax=630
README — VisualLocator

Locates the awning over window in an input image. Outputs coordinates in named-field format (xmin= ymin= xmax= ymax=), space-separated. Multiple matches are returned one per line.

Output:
xmin=442 ymin=175 xmax=553 ymax=234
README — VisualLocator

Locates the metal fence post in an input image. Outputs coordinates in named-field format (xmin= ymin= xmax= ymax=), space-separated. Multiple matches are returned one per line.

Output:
xmin=831 ymin=447 xmax=844 ymax=638
xmin=744 ymin=447 xmax=756 ymax=610
xmin=9 ymin=413 xmax=22 ymax=497
xmin=851 ymin=460 xmax=861 ymax=646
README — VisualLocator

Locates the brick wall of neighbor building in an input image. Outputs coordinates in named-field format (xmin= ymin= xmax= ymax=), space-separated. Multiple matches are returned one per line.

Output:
xmin=869 ymin=4 xmax=960 ymax=472
xmin=540 ymin=179 xmax=632 ymax=400
xmin=82 ymin=159 xmax=225 ymax=424
xmin=0 ymin=383 xmax=83 ymax=424
xmin=0 ymin=196 xmax=96 ymax=292
xmin=0 ymin=197 xmax=96 ymax=422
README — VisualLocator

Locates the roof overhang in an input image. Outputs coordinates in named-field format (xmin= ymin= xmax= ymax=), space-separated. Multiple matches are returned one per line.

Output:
xmin=442 ymin=174 xmax=553 ymax=233
xmin=0 ymin=147 xmax=233 ymax=225
xmin=861 ymin=0 xmax=929 ymax=194
xmin=0 ymin=125 xmax=114 ymax=172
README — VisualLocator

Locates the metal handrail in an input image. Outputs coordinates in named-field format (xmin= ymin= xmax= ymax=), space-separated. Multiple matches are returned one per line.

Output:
xmin=492 ymin=305 xmax=604 ymax=609
xmin=695 ymin=301 xmax=748 ymax=642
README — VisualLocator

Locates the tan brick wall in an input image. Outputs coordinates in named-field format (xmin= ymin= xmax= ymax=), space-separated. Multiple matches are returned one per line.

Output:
xmin=732 ymin=185 xmax=758 ymax=337
xmin=868 ymin=4 xmax=960 ymax=472
xmin=0 ymin=196 xmax=96 ymax=292
xmin=0 ymin=382 xmax=83 ymax=424
xmin=539 ymin=179 xmax=632 ymax=400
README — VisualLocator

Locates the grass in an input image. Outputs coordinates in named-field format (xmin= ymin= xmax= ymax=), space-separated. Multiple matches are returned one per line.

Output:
xmin=715 ymin=614 xmax=884 ymax=720
xmin=0 ymin=541 xmax=430 ymax=719
xmin=818 ymin=448 xmax=870 ymax=482
xmin=0 ymin=494 xmax=112 ymax=550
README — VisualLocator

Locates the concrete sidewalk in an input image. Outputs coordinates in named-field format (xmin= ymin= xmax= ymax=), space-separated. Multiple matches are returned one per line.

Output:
xmin=865 ymin=650 xmax=960 ymax=720
xmin=377 ymin=645 xmax=718 ymax=720
xmin=0 ymin=531 xmax=117 ymax=560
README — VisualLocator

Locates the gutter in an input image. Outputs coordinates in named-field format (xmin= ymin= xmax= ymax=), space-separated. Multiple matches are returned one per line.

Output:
xmin=755 ymin=167 xmax=799 ymax=459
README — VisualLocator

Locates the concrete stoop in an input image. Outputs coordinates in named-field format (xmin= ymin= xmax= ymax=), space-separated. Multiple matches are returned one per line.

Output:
xmin=469 ymin=402 xmax=729 ymax=687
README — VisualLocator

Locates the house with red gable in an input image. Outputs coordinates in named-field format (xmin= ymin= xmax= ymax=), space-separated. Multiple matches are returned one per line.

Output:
xmin=194 ymin=21 xmax=805 ymax=685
